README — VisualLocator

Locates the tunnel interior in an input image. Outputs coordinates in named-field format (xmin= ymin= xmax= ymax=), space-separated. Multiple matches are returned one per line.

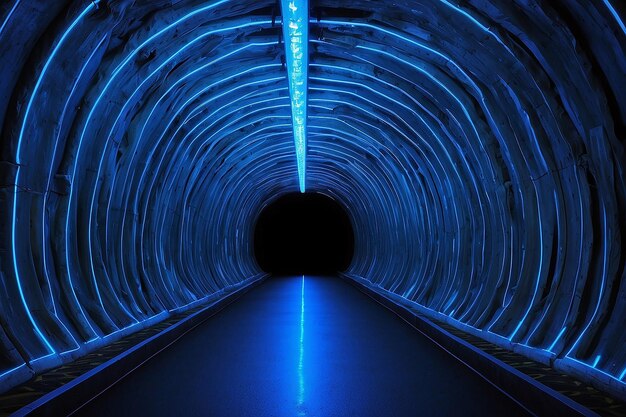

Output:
xmin=254 ymin=192 xmax=354 ymax=275
xmin=0 ymin=0 xmax=625 ymax=404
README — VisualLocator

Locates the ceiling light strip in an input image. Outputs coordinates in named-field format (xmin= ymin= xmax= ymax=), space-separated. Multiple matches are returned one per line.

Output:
xmin=280 ymin=0 xmax=309 ymax=192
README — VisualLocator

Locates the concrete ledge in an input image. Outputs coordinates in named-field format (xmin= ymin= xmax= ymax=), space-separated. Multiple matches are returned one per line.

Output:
xmin=340 ymin=273 xmax=597 ymax=417
xmin=12 ymin=274 xmax=268 ymax=417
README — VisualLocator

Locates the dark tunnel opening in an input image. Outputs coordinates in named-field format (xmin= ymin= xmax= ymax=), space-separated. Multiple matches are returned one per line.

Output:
xmin=254 ymin=193 xmax=354 ymax=275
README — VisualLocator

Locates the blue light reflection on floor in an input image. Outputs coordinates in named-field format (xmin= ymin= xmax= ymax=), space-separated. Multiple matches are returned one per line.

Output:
xmin=71 ymin=276 xmax=528 ymax=417
xmin=297 ymin=274 xmax=305 ymax=414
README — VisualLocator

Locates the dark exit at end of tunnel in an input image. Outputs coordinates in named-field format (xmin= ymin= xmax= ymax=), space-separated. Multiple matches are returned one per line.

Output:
xmin=254 ymin=193 xmax=354 ymax=275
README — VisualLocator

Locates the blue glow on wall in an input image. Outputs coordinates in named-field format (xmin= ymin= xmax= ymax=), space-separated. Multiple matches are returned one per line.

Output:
xmin=280 ymin=0 xmax=309 ymax=193
xmin=0 ymin=0 xmax=624 ymax=403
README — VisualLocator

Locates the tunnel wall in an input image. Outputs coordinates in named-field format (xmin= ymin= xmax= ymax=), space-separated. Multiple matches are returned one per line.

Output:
xmin=0 ymin=0 xmax=625 ymax=399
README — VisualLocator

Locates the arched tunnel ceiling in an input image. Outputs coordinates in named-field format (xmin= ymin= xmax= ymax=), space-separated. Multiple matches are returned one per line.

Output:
xmin=0 ymin=0 xmax=625 ymax=398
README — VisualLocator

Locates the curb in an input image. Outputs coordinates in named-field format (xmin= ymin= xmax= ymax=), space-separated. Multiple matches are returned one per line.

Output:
xmin=340 ymin=273 xmax=597 ymax=417
xmin=12 ymin=274 xmax=267 ymax=417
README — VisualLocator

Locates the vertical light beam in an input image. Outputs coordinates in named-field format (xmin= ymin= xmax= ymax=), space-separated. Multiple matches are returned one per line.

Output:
xmin=280 ymin=0 xmax=309 ymax=192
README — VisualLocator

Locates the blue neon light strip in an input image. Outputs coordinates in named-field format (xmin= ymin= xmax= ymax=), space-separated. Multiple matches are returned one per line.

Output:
xmin=281 ymin=0 xmax=309 ymax=192
xmin=603 ymin=0 xmax=626 ymax=36
xmin=592 ymin=355 xmax=602 ymax=368
xmin=12 ymin=3 xmax=96 ymax=354
xmin=298 ymin=275 xmax=305 ymax=410
xmin=0 ymin=0 xmax=20 ymax=36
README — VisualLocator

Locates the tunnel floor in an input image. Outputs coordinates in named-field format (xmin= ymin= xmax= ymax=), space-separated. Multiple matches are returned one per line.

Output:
xmin=72 ymin=275 xmax=529 ymax=417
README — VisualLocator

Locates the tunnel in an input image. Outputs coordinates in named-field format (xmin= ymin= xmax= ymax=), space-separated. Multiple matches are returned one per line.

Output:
xmin=254 ymin=192 xmax=354 ymax=274
xmin=0 ymin=0 xmax=625 ymax=415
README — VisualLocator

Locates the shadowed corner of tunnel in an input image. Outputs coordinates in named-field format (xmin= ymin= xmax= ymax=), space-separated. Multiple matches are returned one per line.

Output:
xmin=253 ymin=192 xmax=354 ymax=275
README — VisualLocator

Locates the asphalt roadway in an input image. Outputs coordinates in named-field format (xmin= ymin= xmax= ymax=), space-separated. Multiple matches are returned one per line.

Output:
xmin=74 ymin=275 xmax=530 ymax=417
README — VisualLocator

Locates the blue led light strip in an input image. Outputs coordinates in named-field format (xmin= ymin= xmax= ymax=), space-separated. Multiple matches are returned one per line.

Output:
xmin=12 ymin=3 xmax=97 ymax=354
xmin=298 ymin=275 xmax=305 ymax=411
xmin=280 ymin=0 xmax=309 ymax=192
xmin=603 ymin=0 xmax=626 ymax=36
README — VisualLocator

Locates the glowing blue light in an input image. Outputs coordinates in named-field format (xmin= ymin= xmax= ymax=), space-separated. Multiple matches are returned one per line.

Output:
xmin=12 ymin=3 xmax=97 ymax=355
xmin=567 ymin=207 xmax=608 ymax=356
xmin=0 ymin=363 xmax=26 ymax=380
xmin=547 ymin=326 xmax=567 ymax=352
xmin=281 ymin=0 xmax=309 ymax=192
xmin=298 ymin=275 xmax=305 ymax=411
xmin=603 ymin=0 xmax=626 ymax=36
xmin=0 ymin=0 xmax=20 ymax=36
xmin=592 ymin=355 xmax=602 ymax=368
xmin=508 ymin=184 xmax=545 ymax=341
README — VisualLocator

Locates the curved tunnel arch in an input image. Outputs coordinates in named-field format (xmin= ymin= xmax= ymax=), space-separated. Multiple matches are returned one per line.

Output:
xmin=0 ymin=0 xmax=625 ymax=398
